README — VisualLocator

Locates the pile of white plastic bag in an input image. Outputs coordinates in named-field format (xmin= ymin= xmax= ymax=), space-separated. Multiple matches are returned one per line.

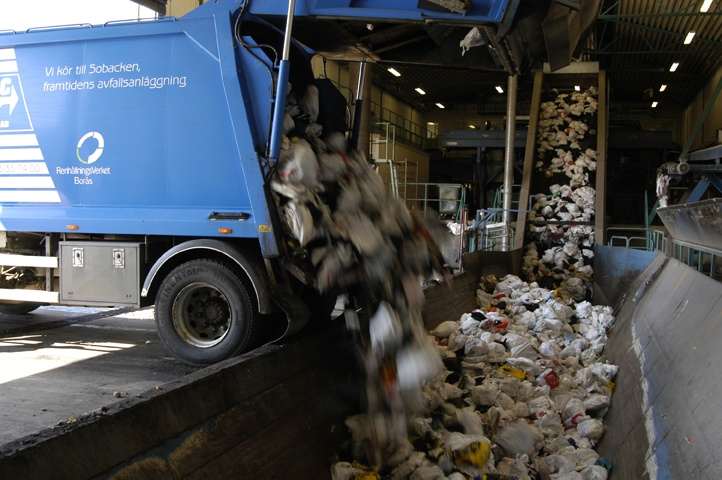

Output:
xmin=333 ymin=273 xmax=617 ymax=480
xmin=523 ymin=87 xmax=599 ymax=296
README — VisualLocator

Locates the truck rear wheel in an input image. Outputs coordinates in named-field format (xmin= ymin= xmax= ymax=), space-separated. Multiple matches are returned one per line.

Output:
xmin=0 ymin=302 xmax=41 ymax=315
xmin=155 ymin=259 xmax=256 ymax=365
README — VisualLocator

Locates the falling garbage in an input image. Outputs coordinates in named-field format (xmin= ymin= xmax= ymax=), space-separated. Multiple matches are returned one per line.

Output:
xmin=274 ymin=80 xmax=450 ymax=469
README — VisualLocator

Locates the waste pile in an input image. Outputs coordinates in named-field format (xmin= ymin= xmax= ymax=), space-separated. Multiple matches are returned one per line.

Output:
xmin=333 ymin=273 xmax=617 ymax=480
xmin=272 ymin=82 xmax=448 ymax=465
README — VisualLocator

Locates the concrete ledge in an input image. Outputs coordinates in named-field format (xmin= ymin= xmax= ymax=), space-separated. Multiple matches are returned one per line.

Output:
xmin=0 ymin=326 xmax=357 ymax=480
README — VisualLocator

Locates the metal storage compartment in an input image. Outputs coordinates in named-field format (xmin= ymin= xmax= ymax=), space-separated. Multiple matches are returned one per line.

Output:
xmin=59 ymin=241 xmax=142 ymax=306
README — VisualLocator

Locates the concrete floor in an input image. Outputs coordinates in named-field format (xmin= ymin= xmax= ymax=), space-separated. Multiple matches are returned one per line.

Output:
xmin=0 ymin=306 xmax=197 ymax=445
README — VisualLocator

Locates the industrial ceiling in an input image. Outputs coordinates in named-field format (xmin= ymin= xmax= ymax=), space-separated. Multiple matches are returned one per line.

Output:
xmin=136 ymin=1 xmax=720 ymax=116
xmin=368 ymin=0 xmax=722 ymax=114
xmin=591 ymin=0 xmax=722 ymax=109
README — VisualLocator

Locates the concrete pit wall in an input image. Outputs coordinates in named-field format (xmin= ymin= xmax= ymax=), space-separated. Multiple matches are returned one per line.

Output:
xmin=596 ymin=248 xmax=722 ymax=479
xmin=0 ymin=329 xmax=358 ymax=480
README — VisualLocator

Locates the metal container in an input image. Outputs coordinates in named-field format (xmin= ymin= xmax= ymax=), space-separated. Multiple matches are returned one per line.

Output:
xmin=59 ymin=241 xmax=142 ymax=306
xmin=657 ymin=197 xmax=722 ymax=250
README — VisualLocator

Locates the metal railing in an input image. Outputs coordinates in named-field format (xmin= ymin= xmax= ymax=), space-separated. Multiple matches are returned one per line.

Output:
xmin=403 ymin=183 xmax=466 ymax=218
xmin=649 ymin=229 xmax=667 ymax=252
xmin=669 ymin=239 xmax=722 ymax=281
xmin=371 ymin=123 xmax=401 ymax=198
xmin=623 ymin=227 xmax=721 ymax=282
xmin=606 ymin=227 xmax=653 ymax=251
xmin=467 ymin=209 xmax=517 ymax=253
xmin=369 ymin=101 xmax=426 ymax=148
xmin=608 ymin=235 xmax=648 ymax=250
xmin=493 ymin=184 xmax=522 ymax=211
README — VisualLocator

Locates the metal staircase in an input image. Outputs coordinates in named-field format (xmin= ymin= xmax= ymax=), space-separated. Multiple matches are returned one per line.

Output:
xmin=370 ymin=122 xmax=406 ymax=199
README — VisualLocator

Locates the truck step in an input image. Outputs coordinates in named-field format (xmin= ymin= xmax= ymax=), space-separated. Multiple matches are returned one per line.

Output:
xmin=0 ymin=253 xmax=58 ymax=269
xmin=0 ymin=288 xmax=58 ymax=303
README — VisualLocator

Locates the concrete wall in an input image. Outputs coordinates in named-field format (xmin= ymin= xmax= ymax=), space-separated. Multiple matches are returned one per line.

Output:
xmin=396 ymin=141 xmax=430 ymax=208
xmin=308 ymin=58 xmax=431 ymax=200
xmin=310 ymin=59 xmax=425 ymax=133
xmin=425 ymin=105 xmax=505 ymax=135
xmin=374 ymin=139 xmax=430 ymax=208
xmin=371 ymin=87 xmax=425 ymax=127
xmin=681 ymin=65 xmax=722 ymax=149
xmin=310 ymin=57 xmax=353 ymax=101
xmin=166 ymin=0 xmax=203 ymax=16
xmin=367 ymin=87 xmax=430 ymax=204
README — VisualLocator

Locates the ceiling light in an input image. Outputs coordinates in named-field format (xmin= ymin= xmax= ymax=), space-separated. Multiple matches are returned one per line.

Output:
xmin=435 ymin=103 xmax=445 ymax=109
xmin=670 ymin=62 xmax=680 ymax=72
xmin=414 ymin=87 xmax=426 ymax=95
xmin=652 ymin=101 xmax=659 ymax=108
xmin=659 ymin=84 xmax=668 ymax=92
xmin=468 ymin=124 xmax=476 ymax=129
xmin=701 ymin=0 xmax=714 ymax=12
xmin=387 ymin=67 xmax=401 ymax=77
xmin=684 ymin=32 xmax=696 ymax=44
xmin=426 ymin=121 xmax=437 ymax=126
xmin=574 ymin=85 xmax=581 ymax=92
xmin=495 ymin=85 xmax=504 ymax=94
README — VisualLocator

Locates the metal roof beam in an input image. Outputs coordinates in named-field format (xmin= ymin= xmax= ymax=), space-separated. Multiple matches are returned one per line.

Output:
xmin=554 ymin=0 xmax=582 ymax=10
xmin=373 ymin=35 xmax=428 ymax=54
xmin=596 ymin=19 xmax=722 ymax=46
xmin=599 ymin=1 xmax=620 ymax=17
xmin=588 ymin=49 xmax=699 ymax=55
xmin=600 ymin=11 xmax=722 ymax=20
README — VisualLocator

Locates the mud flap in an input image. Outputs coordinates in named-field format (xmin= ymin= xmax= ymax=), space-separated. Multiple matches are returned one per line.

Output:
xmin=268 ymin=288 xmax=311 ymax=343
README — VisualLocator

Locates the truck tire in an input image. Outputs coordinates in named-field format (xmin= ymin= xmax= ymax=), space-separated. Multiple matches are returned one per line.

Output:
xmin=0 ymin=302 xmax=41 ymax=315
xmin=154 ymin=259 xmax=256 ymax=365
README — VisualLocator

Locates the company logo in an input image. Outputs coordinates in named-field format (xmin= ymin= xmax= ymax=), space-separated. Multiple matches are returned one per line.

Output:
xmin=0 ymin=74 xmax=31 ymax=131
xmin=76 ymin=131 xmax=105 ymax=164
xmin=0 ymin=77 xmax=18 ymax=115
xmin=0 ymin=48 xmax=61 ymax=203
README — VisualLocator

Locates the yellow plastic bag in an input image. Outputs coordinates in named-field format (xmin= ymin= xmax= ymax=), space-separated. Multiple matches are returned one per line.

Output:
xmin=451 ymin=439 xmax=491 ymax=468
xmin=499 ymin=364 xmax=527 ymax=380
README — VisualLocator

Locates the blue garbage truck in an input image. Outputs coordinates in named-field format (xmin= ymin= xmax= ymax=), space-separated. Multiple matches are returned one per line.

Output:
xmin=0 ymin=0 xmax=515 ymax=364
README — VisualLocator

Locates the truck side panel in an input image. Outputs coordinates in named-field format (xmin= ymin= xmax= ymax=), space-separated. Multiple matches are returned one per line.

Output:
xmin=0 ymin=12 xmax=275 ymax=248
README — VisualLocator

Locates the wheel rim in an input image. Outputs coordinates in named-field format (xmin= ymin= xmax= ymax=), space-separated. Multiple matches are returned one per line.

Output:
xmin=171 ymin=282 xmax=233 ymax=348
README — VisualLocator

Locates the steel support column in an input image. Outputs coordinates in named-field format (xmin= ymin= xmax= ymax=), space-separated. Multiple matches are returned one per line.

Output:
xmin=502 ymin=75 xmax=518 ymax=251
xmin=594 ymin=70 xmax=608 ymax=245
xmin=515 ymin=71 xmax=544 ymax=249
xmin=599 ymin=11 xmax=722 ymax=19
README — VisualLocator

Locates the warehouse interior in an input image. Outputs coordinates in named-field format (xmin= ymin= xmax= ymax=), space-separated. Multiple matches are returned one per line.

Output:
xmin=0 ymin=0 xmax=721 ymax=479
